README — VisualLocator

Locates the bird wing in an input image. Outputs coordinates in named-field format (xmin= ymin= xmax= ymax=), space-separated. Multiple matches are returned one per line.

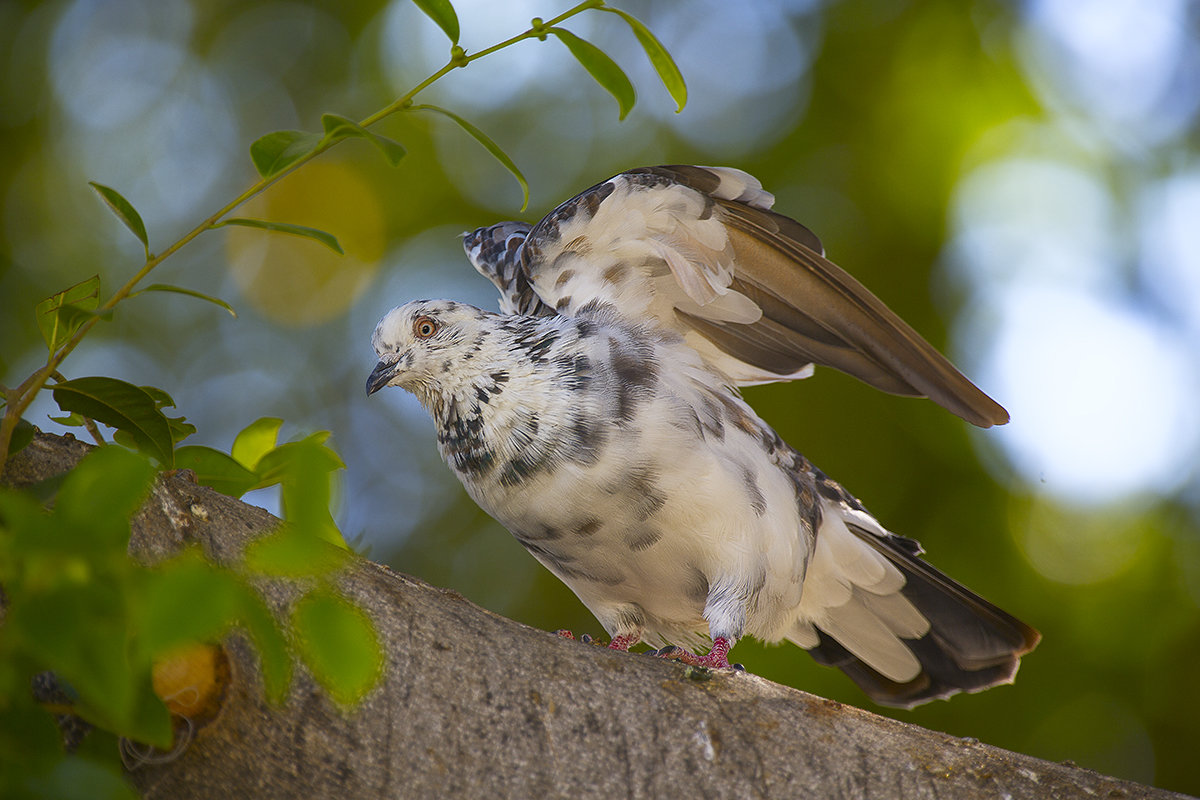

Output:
xmin=462 ymin=221 xmax=553 ymax=317
xmin=464 ymin=165 xmax=1008 ymax=427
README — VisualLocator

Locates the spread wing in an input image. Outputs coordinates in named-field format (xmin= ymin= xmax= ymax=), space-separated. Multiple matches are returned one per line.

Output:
xmin=464 ymin=165 xmax=1008 ymax=428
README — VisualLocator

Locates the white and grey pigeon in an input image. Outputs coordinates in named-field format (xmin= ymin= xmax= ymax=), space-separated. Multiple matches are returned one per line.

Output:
xmin=367 ymin=165 xmax=1039 ymax=708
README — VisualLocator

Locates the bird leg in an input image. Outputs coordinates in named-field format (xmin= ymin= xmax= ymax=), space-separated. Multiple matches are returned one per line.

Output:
xmin=607 ymin=632 xmax=641 ymax=651
xmin=655 ymin=637 xmax=734 ymax=669
xmin=559 ymin=624 xmax=733 ymax=668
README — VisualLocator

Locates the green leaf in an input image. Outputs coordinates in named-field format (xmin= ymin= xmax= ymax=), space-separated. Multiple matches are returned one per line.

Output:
xmin=236 ymin=592 xmax=292 ymax=704
xmin=110 ymin=430 xmax=136 ymax=450
xmin=136 ymin=553 xmax=247 ymax=657
xmin=320 ymin=113 xmax=407 ymax=167
xmin=88 ymin=182 xmax=149 ymax=256
xmin=213 ymin=218 xmax=344 ymax=255
xmin=130 ymin=284 xmax=237 ymax=317
xmin=411 ymin=0 xmax=459 ymax=44
xmin=137 ymin=385 xmax=176 ymax=408
xmin=7 ymin=418 xmax=36 ymax=456
xmin=290 ymin=588 xmax=383 ymax=705
xmin=51 ymin=378 xmax=175 ymax=467
xmin=109 ymin=384 xmax=195 ymax=448
xmin=0 ymin=486 xmax=57 ymax=559
xmin=231 ymin=417 xmax=283 ymax=471
xmin=0 ymin=448 xmax=176 ymax=749
xmin=254 ymin=435 xmax=345 ymax=486
xmin=166 ymin=416 xmax=196 ymax=446
xmin=249 ymin=130 xmax=323 ymax=178
xmin=174 ymin=446 xmax=259 ymax=497
xmin=256 ymin=435 xmax=346 ymax=547
xmin=54 ymin=446 xmax=159 ymax=535
xmin=0 ymin=683 xmax=65 ymax=786
xmin=212 ymin=421 xmax=348 ymax=545
xmin=243 ymin=527 xmax=349 ymax=577
xmin=9 ymin=472 xmax=69 ymax=507
xmin=36 ymin=275 xmax=101 ymax=353
xmin=120 ymin=676 xmax=175 ymax=748
xmin=138 ymin=386 xmax=196 ymax=445
xmin=52 ymin=305 xmax=113 ymax=349
xmin=548 ymin=28 xmax=636 ymax=120
xmin=598 ymin=7 xmax=687 ymax=112
xmin=25 ymin=754 xmax=140 ymax=800
xmin=410 ymin=105 xmax=529 ymax=212
xmin=11 ymin=584 xmax=136 ymax=731
xmin=3 ymin=449 xmax=169 ymax=744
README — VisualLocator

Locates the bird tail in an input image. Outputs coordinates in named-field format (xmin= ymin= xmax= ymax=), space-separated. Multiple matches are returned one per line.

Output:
xmin=788 ymin=505 xmax=1040 ymax=708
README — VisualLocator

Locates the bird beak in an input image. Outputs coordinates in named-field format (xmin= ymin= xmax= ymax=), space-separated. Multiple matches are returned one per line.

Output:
xmin=366 ymin=358 xmax=400 ymax=396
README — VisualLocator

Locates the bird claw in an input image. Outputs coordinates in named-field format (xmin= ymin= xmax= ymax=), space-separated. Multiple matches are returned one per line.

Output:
xmin=652 ymin=637 xmax=735 ymax=670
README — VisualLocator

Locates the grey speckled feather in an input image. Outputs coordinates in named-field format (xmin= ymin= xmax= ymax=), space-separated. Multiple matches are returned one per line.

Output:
xmin=372 ymin=166 xmax=1037 ymax=708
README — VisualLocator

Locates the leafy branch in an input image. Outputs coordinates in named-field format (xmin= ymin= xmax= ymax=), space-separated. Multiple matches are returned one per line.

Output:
xmin=0 ymin=1 xmax=689 ymax=790
xmin=0 ymin=0 xmax=685 ymax=472
xmin=0 ymin=1 xmax=687 ymax=790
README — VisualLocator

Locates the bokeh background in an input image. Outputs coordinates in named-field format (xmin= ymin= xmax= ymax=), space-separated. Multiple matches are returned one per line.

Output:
xmin=3 ymin=0 xmax=1199 ymax=793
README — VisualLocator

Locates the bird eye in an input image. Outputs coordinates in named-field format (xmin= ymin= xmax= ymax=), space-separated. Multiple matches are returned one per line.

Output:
xmin=413 ymin=315 xmax=439 ymax=339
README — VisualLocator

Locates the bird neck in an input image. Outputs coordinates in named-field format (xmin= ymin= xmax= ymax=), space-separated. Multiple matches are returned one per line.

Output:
xmin=428 ymin=315 xmax=599 ymax=486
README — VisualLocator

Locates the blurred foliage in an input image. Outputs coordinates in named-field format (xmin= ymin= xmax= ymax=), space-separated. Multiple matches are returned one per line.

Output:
xmin=0 ymin=0 xmax=688 ymax=793
xmin=1 ymin=0 xmax=1198 ymax=795
xmin=0 ymin=428 xmax=382 ymax=795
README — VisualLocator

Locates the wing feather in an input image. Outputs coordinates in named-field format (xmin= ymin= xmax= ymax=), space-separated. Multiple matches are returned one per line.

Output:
xmin=462 ymin=221 xmax=551 ymax=316
xmin=697 ymin=200 xmax=1009 ymax=425
xmin=463 ymin=165 xmax=1008 ymax=427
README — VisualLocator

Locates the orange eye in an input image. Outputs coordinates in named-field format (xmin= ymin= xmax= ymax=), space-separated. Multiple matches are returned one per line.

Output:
xmin=413 ymin=315 xmax=439 ymax=339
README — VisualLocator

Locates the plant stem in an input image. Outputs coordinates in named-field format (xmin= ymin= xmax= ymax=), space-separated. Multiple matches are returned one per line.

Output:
xmin=0 ymin=0 xmax=606 ymax=472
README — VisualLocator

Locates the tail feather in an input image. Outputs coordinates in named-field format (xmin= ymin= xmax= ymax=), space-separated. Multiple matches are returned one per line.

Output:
xmin=807 ymin=629 xmax=1026 ymax=708
xmin=881 ymin=538 xmax=1038 ymax=671
xmin=795 ymin=516 xmax=1040 ymax=708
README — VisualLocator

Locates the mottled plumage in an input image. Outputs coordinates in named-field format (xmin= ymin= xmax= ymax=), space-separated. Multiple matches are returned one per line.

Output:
xmin=370 ymin=166 xmax=1038 ymax=707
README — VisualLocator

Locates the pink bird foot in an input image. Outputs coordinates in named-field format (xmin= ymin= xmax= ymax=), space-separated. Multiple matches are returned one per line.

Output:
xmin=654 ymin=637 xmax=742 ymax=670
xmin=607 ymin=632 xmax=640 ymax=651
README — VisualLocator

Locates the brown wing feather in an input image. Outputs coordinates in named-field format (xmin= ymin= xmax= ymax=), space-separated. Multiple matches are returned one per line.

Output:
xmin=490 ymin=164 xmax=1007 ymax=427
xmin=686 ymin=199 xmax=1009 ymax=427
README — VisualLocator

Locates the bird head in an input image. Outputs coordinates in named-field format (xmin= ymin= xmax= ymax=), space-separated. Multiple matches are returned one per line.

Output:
xmin=366 ymin=300 xmax=490 ymax=403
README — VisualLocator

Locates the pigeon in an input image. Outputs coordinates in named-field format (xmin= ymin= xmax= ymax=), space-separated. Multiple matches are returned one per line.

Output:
xmin=367 ymin=165 xmax=1039 ymax=708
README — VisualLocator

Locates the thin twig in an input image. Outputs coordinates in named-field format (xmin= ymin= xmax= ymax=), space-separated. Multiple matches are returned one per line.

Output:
xmin=0 ymin=0 xmax=607 ymax=470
